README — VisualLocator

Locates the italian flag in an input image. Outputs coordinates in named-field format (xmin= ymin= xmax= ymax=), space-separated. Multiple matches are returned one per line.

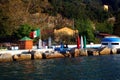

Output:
xmin=30 ymin=29 xmax=40 ymax=38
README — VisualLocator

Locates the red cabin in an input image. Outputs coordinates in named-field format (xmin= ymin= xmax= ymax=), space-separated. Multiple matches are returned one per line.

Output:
xmin=19 ymin=36 xmax=33 ymax=49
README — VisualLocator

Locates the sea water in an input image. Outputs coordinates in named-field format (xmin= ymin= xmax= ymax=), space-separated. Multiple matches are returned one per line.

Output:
xmin=0 ymin=54 xmax=120 ymax=80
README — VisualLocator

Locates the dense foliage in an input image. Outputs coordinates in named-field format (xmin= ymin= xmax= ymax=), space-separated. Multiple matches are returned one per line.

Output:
xmin=114 ymin=11 xmax=120 ymax=36
xmin=49 ymin=0 xmax=119 ymax=43
xmin=13 ymin=24 xmax=35 ymax=39
xmin=0 ymin=0 xmax=120 ymax=43
xmin=75 ymin=19 xmax=95 ymax=43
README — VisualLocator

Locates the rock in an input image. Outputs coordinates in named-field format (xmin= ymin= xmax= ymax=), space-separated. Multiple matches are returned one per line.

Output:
xmin=93 ymin=51 xmax=99 ymax=56
xmin=111 ymin=48 xmax=117 ymax=54
xmin=99 ymin=47 xmax=111 ymax=55
xmin=74 ymin=49 xmax=80 ymax=57
xmin=87 ymin=50 xmax=94 ymax=56
xmin=80 ymin=49 xmax=88 ymax=56
xmin=64 ymin=51 xmax=71 ymax=58
xmin=69 ymin=48 xmax=80 ymax=57
xmin=45 ymin=52 xmax=65 ymax=59
xmin=117 ymin=49 xmax=120 ymax=54
xmin=0 ymin=53 xmax=13 ymax=62
xmin=87 ymin=48 xmax=99 ymax=56
xmin=32 ymin=51 xmax=42 ymax=59
xmin=69 ymin=48 xmax=75 ymax=57
xmin=13 ymin=54 xmax=31 ymax=61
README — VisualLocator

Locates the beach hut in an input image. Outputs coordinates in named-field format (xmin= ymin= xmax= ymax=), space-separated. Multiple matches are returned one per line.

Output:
xmin=19 ymin=36 xmax=33 ymax=49
xmin=101 ymin=36 xmax=120 ymax=49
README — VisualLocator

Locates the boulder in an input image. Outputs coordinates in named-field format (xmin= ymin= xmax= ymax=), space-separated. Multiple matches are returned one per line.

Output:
xmin=99 ymin=47 xmax=111 ymax=55
xmin=64 ymin=51 xmax=71 ymax=58
xmin=69 ymin=48 xmax=80 ymax=57
xmin=32 ymin=51 xmax=42 ymax=59
xmin=74 ymin=49 xmax=80 ymax=57
xmin=93 ymin=51 xmax=99 ymax=56
xmin=111 ymin=48 xmax=117 ymax=54
xmin=87 ymin=50 xmax=93 ymax=56
xmin=45 ymin=52 xmax=65 ymax=59
xmin=69 ymin=48 xmax=75 ymax=57
xmin=80 ymin=49 xmax=88 ymax=56
xmin=117 ymin=49 xmax=120 ymax=54
xmin=0 ymin=53 xmax=13 ymax=62
xmin=13 ymin=54 xmax=31 ymax=61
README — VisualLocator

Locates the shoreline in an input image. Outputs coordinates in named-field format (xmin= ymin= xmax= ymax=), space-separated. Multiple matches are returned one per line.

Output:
xmin=0 ymin=47 xmax=120 ymax=63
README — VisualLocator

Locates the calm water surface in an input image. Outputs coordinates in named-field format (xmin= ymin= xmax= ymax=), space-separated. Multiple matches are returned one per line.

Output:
xmin=0 ymin=54 xmax=120 ymax=80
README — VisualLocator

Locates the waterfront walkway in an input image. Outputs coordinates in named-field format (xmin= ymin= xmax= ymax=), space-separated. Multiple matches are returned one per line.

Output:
xmin=0 ymin=44 xmax=101 ymax=55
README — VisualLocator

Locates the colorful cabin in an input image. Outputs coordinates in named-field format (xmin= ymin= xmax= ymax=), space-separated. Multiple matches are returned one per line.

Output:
xmin=19 ymin=36 xmax=33 ymax=49
xmin=101 ymin=36 xmax=120 ymax=49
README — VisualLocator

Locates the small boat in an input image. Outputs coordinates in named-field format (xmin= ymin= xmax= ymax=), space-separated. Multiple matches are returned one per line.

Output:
xmin=101 ymin=36 xmax=120 ymax=49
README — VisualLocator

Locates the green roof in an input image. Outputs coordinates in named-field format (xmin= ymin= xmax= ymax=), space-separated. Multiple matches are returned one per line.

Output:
xmin=20 ymin=36 xmax=32 ymax=41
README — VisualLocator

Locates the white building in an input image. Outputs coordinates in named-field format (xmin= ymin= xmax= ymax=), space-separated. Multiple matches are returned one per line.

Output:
xmin=101 ymin=36 xmax=120 ymax=49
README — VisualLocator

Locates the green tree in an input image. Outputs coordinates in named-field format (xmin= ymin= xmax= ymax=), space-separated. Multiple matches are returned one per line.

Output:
xmin=113 ymin=11 xmax=120 ymax=36
xmin=13 ymin=24 xmax=35 ymax=40
xmin=0 ymin=0 xmax=28 ymax=41
xmin=75 ymin=19 xmax=95 ymax=43
xmin=96 ymin=21 xmax=113 ymax=34
xmin=0 ymin=5 xmax=13 ymax=42
xmin=0 ymin=10 xmax=9 ymax=37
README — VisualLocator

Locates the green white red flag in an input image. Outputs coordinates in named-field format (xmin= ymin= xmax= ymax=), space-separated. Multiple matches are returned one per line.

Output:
xmin=30 ymin=29 xmax=40 ymax=38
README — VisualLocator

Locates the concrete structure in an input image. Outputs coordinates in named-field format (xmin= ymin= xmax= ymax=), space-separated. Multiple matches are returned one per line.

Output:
xmin=101 ymin=36 xmax=120 ymax=49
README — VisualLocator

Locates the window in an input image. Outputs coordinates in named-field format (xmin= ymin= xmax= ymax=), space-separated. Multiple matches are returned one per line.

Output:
xmin=102 ymin=43 xmax=108 ymax=45
xmin=111 ymin=43 xmax=119 ymax=45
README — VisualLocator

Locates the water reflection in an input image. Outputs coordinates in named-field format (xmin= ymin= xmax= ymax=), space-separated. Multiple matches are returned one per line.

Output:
xmin=1 ymin=55 xmax=120 ymax=80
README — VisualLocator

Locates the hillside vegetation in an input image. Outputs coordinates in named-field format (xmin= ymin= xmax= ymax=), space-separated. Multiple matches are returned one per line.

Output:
xmin=0 ymin=0 xmax=120 ymax=43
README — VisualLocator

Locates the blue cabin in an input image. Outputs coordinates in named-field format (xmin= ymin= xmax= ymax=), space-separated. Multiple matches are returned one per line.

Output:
xmin=101 ymin=36 xmax=120 ymax=49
